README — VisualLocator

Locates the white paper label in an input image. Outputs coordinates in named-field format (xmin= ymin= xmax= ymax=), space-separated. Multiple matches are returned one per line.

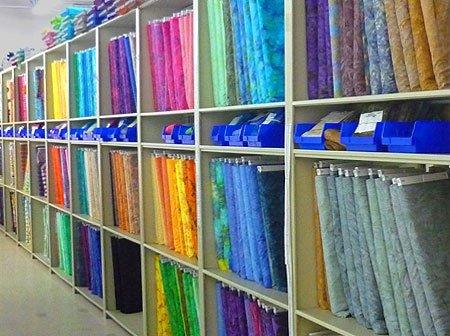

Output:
xmin=262 ymin=112 xmax=279 ymax=125
xmin=355 ymin=111 xmax=384 ymax=134
xmin=302 ymin=111 xmax=349 ymax=137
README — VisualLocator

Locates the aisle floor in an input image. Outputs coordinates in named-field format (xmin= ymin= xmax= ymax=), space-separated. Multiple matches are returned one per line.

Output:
xmin=0 ymin=234 xmax=128 ymax=336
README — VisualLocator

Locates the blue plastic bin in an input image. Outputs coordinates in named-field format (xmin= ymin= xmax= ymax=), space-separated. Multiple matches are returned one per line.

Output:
xmin=243 ymin=123 xmax=284 ymax=147
xmin=382 ymin=121 xmax=450 ymax=153
xmin=211 ymin=125 xmax=227 ymax=146
xmin=340 ymin=122 xmax=387 ymax=152
xmin=178 ymin=125 xmax=195 ymax=145
xmin=16 ymin=126 xmax=28 ymax=138
xmin=4 ymin=126 xmax=14 ymax=138
xmin=162 ymin=124 xmax=182 ymax=144
xmin=294 ymin=122 xmax=343 ymax=150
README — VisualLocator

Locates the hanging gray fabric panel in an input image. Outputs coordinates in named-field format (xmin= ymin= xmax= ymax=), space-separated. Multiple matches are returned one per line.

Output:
xmin=390 ymin=185 xmax=438 ymax=336
xmin=336 ymin=176 xmax=369 ymax=327
xmin=375 ymin=179 xmax=415 ymax=336
xmin=352 ymin=176 xmax=387 ymax=334
xmin=391 ymin=180 xmax=450 ymax=336
xmin=315 ymin=175 xmax=349 ymax=316
xmin=327 ymin=176 xmax=352 ymax=314
xmin=366 ymin=178 xmax=401 ymax=336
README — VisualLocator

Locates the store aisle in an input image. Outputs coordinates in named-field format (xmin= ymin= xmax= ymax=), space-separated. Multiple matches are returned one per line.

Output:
xmin=0 ymin=234 xmax=128 ymax=336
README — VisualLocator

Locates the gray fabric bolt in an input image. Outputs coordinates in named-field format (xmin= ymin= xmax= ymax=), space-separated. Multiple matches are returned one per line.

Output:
xmin=335 ymin=176 xmax=366 ymax=326
xmin=375 ymin=179 xmax=414 ymax=336
xmin=315 ymin=176 xmax=350 ymax=317
xmin=327 ymin=175 xmax=353 ymax=314
xmin=366 ymin=179 xmax=401 ymax=336
xmin=390 ymin=185 xmax=438 ymax=336
xmin=392 ymin=180 xmax=450 ymax=336
xmin=352 ymin=176 xmax=387 ymax=334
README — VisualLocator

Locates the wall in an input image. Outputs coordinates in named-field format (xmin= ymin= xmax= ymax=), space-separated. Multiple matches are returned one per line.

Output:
xmin=0 ymin=8 xmax=53 ymax=67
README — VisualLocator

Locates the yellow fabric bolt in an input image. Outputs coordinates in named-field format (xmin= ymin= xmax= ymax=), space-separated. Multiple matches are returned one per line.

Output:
xmin=166 ymin=158 xmax=185 ymax=255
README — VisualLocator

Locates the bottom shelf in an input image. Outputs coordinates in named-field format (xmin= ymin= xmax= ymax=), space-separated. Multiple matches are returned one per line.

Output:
xmin=106 ymin=310 xmax=143 ymax=336
xmin=297 ymin=308 xmax=378 ymax=336
xmin=52 ymin=267 xmax=73 ymax=287
xmin=75 ymin=286 xmax=104 ymax=310
xmin=33 ymin=252 xmax=50 ymax=267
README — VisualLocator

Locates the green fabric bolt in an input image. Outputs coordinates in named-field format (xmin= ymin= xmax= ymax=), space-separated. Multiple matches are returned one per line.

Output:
xmin=183 ymin=272 xmax=200 ymax=336
xmin=207 ymin=0 xmax=221 ymax=106
xmin=56 ymin=212 xmax=72 ymax=276
xmin=160 ymin=260 xmax=186 ymax=336
xmin=222 ymin=0 xmax=238 ymax=105
xmin=76 ymin=149 xmax=89 ymax=215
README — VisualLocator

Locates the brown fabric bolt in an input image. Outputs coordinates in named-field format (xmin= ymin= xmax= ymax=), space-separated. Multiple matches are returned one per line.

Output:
xmin=407 ymin=0 xmax=438 ymax=90
xmin=420 ymin=0 xmax=450 ymax=89
xmin=394 ymin=0 xmax=422 ymax=91
xmin=385 ymin=0 xmax=412 ymax=91
xmin=313 ymin=174 xmax=330 ymax=310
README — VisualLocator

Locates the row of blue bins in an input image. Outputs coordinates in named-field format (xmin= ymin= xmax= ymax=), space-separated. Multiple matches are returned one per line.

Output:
xmin=0 ymin=119 xmax=138 ymax=142
xmin=211 ymin=110 xmax=285 ymax=148
xmin=295 ymin=121 xmax=450 ymax=153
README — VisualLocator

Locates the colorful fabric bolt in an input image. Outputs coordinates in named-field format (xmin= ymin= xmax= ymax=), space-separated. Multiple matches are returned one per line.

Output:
xmin=147 ymin=10 xmax=194 ymax=112
xmin=206 ymin=0 xmax=285 ymax=106
xmin=49 ymin=145 xmax=70 ymax=209
xmin=209 ymin=159 xmax=286 ymax=292
xmin=72 ymin=47 xmax=97 ymax=117
xmin=150 ymin=154 xmax=197 ymax=258
xmin=108 ymin=33 xmax=137 ymax=114
xmin=50 ymin=59 xmax=68 ymax=119
xmin=109 ymin=150 xmax=140 ymax=235
xmin=56 ymin=212 xmax=72 ymax=276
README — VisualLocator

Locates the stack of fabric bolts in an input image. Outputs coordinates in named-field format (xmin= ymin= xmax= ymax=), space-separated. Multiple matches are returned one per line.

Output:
xmin=49 ymin=145 xmax=70 ymax=209
xmin=75 ymin=222 xmax=102 ymax=298
xmin=306 ymin=0 xmax=450 ymax=99
xmin=36 ymin=146 xmax=48 ymax=198
xmin=6 ymin=80 xmax=15 ymax=122
xmin=109 ymin=150 xmax=140 ymax=235
xmin=75 ymin=148 xmax=101 ymax=221
xmin=216 ymin=283 xmax=289 ymax=336
xmin=8 ymin=143 xmax=15 ymax=186
xmin=209 ymin=158 xmax=287 ymax=292
xmin=72 ymin=48 xmax=97 ymax=118
xmin=50 ymin=59 xmax=68 ymax=119
xmin=111 ymin=237 xmax=142 ymax=314
xmin=42 ymin=30 xmax=57 ymax=49
xmin=22 ymin=197 xmax=32 ymax=248
xmin=74 ymin=11 xmax=88 ymax=35
xmin=206 ymin=0 xmax=285 ymax=106
xmin=43 ymin=206 xmax=50 ymax=260
xmin=314 ymin=161 xmax=450 ymax=335
xmin=17 ymin=74 xmax=27 ymax=122
xmin=56 ymin=212 xmax=72 ymax=277
xmin=146 ymin=10 xmax=194 ymax=111
xmin=155 ymin=256 xmax=200 ymax=336
xmin=108 ymin=33 xmax=137 ymax=115
xmin=32 ymin=68 xmax=45 ymax=120
xmin=149 ymin=153 xmax=198 ymax=258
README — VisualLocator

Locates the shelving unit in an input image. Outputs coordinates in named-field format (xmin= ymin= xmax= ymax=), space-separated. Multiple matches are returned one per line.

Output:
xmin=0 ymin=1 xmax=449 ymax=336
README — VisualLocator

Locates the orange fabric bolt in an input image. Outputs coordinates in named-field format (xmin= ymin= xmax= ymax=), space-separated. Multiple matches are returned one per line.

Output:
xmin=407 ymin=0 xmax=438 ymax=90
xmin=166 ymin=157 xmax=185 ymax=254
xmin=185 ymin=159 xmax=198 ymax=256
xmin=420 ymin=0 xmax=450 ymax=89
xmin=394 ymin=0 xmax=422 ymax=91
xmin=160 ymin=156 xmax=174 ymax=249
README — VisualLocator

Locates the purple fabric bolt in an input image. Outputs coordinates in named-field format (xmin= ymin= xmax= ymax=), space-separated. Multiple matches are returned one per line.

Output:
xmin=306 ymin=0 xmax=319 ymax=99
xmin=235 ymin=294 xmax=249 ymax=336
xmin=271 ymin=311 xmax=289 ymax=336
xmin=260 ymin=308 xmax=276 ymax=336
xmin=318 ymin=0 xmax=333 ymax=98
xmin=250 ymin=301 xmax=263 ymax=336
xmin=353 ymin=0 xmax=368 ymax=95
xmin=340 ymin=0 xmax=355 ymax=96
xmin=244 ymin=297 xmax=255 ymax=336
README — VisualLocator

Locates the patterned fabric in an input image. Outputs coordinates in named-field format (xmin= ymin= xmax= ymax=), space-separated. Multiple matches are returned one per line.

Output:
xmin=328 ymin=0 xmax=343 ymax=97
xmin=318 ymin=0 xmax=334 ymax=98
xmin=341 ymin=0 xmax=355 ymax=96
xmin=390 ymin=186 xmax=438 ymax=336
xmin=352 ymin=177 xmax=387 ymax=334
xmin=384 ymin=0 xmax=411 ymax=91
xmin=363 ymin=0 xmax=382 ymax=94
xmin=306 ymin=0 xmax=319 ymax=99
xmin=375 ymin=179 xmax=413 ymax=336
xmin=392 ymin=181 xmax=450 ymax=336
xmin=373 ymin=0 xmax=397 ymax=93
xmin=315 ymin=176 xmax=349 ymax=316
xmin=407 ymin=0 xmax=437 ymax=90
xmin=353 ymin=0 xmax=368 ymax=96
xmin=155 ymin=256 xmax=171 ymax=336
xmin=394 ymin=0 xmax=421 ymax=91
xmin=420 ymin=0 xmax=450 ymax=89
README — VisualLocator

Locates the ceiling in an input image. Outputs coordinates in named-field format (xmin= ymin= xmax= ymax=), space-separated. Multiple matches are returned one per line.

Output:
xmin=0 ymin=0 xmax=91 ymax=9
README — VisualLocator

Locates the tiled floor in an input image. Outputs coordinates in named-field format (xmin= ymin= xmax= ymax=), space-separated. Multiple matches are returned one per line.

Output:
xmin=0 ymin=234 xmax=128 ymax=336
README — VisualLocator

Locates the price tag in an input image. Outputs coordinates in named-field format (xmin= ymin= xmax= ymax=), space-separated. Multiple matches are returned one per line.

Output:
xmin=303 ymin=111 xmax=349 ymax=137
xmin=355 ymin=111 xmax=384 ymax=134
